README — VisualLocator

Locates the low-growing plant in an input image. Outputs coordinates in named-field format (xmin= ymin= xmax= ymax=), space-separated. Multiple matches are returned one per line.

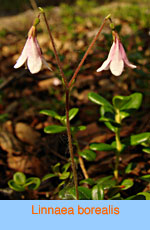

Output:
xmin=88 ymin=91 xmax=149 ymax=180
xmin=11 ymin=6 xmax=150 ymax=200
xmin=8 ymin=172 xmax=41 ymax=192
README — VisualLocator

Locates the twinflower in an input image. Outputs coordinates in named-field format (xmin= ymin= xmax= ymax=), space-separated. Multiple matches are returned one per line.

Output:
xmin=97 ymin=31 xmax=136 ymax=76
xmin=14 ymin=26 xmax=52 ymax=74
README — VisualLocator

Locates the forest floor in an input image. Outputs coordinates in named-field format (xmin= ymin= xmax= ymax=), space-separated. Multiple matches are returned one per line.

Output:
xmin=0 ymin=1 xmax=150 ymax=199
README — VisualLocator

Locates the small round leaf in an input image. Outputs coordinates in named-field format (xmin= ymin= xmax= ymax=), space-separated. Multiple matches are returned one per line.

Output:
xmin=79 ymin=149 xmax=96 ymax=161
xmin=88 ymin=92 xmax=113 ymax=109
xmin=24 ymin=177 xmax=41 ymax=190
xmin=8 ymin=180 xmax=25 ymax=192
xmin=90 ymin=143 xmax=115 ymax=151
xmin=121 ymin=179 xmax=134 ymax=190
xmin=44 ymin=125 xmax=66 ymax=134
xmin=42 ymin=174 xmax=56 ymax=182
xmin=13 ymin=172 xmax=26 ymax=185
xmin=92 ymin=184 xmax=104 ymax=200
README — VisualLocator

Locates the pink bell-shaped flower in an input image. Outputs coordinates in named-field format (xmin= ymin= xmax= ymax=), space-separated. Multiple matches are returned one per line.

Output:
xmin=14 ymin=26 xmax=52 ymax=74
xmin=97 ymin=32 xmax=136 ymax=76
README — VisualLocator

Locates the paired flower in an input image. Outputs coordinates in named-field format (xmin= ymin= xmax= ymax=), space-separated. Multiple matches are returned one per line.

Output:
xmin=14 ymin=22 xmax=136 ymax=77
xmin=14 ymin=26 xmax=51 ymax=74
xmin=97 ymin=31 xmax=136 ymax=76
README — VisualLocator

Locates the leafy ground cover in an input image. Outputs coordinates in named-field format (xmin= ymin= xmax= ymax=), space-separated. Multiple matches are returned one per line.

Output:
xmin=0 ymin=0 xmax=150 ymax=200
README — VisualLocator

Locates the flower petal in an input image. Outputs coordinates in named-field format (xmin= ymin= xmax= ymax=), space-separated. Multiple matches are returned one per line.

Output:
xmin=34 ymin=38 xmax=52 ymax=71
xmin=42 ymin=57 xmax=52 ymax=71
xmin=119 ymin=43 xmax=136 ymax=69
xmin=110 ymin=38 xmax=124 ymax=76
xmin=97 ymin=59 xmax=110 ymax=72
xmin=14 ymin=38 xmax=29 ymax=69
xmin=97 ymin=42 xmax=116 ymax=72
xmin=27 ymin=37 xmax=42 ymax=74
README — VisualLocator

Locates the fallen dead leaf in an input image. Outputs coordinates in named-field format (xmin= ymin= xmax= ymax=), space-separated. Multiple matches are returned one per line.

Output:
xmin=7 ymin=155 xmax=46 ymax=176
xmin=0 ymin=129 xmax=22 ymax=154
xmin=15 ymin=122 xmax=41 ymax=145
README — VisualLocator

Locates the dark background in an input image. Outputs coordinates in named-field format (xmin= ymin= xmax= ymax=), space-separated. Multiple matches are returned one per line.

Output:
xmin=0 ymin=0 xmax=121 ymax=16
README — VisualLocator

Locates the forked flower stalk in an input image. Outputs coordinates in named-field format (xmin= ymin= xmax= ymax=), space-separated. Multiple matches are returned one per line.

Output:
xmin=41 ymin=10 xmax=79 ymax=199
xmin=68 ymin=15 xmax=110 ymax=87
xmin=39 ymin=8 xmax=109 ymax=199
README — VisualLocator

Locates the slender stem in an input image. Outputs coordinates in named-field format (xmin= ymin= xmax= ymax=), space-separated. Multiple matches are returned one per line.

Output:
xmin=73 ymin=135 xmax=89 ymax=179
xmin=40 ymin=9 xmax=110 ymax=197
xmin=79 ymin=156 xmax=89 ymax=179
xmin=114 ymin=109 xmax=122 ymax=181
xmin=66 ymin=89 xmax=79 ymax=200
xmin=42 ymin=11 xmax=78 ymax=199
xmin=68 ymin=17 xmax=107 ymax=88
xmin=114 ymin=129 xmax=121 ymax=180
xmin=42 ymin=12 xmax=68 ymax=89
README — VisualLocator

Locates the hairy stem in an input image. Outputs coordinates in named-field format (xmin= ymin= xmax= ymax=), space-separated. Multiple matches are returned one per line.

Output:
xmin=66 ymin=89 xmax=79 ymax=199
xmin=42 ymin=11 xmax=78 ymax=199
xmin=40 ymin=9 xmax=110 ymax=198
xmin=42 ymin=12 xmax=68 ymax=88
xmin=68 ymin=16 xmax=108 ymax=88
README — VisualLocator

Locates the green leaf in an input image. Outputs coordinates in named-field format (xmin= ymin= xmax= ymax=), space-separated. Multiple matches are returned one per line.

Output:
xmin=59 ymin=186 xmax=74 ymax=200
xmin=99 ymin=106 xmax=118 ymax=132
xmin=127 ymin=192 xmax=150 ymax=200
xmin=92 ymin=184 xmax=104 ymax=200
xmin=96 ymin=176 xmax=113 ymax=184
xmin=62 ymin=162 xmax=71 ymax=172
xmin=111 ymin=141 xmax=126 ymax=152
xmin=120 ymin=92 xmax=143 ymax=111
xmin=104 ymin=121 xmax=117 ymax=132
xmin=77 ymin=187 xmax=92 ymax=200
xmin=52 ymin=163 xmax=61 ymax=173
xmin=44 ymin=125 xmax=66 ymax=134
xmin=59 ymin=172 xmax=70 ymax=180
xmin=107 ymin=187 xmax=122 ymax=198
xmin=140 ymin=175 xmax=150 ymax=183
xmin=69 ymin=108 xmax=79 ymax=120
xmin=88 ymin=92 xmax=113 ymax=110
xmin=57 ymin=181 xmax=65 ymax=190
xmin=24 ymin=177 xmax=41 ymax=190
xmin=99 ymin=117 xmax=120 ymax=126
xmin=120 ymin=111 xmax=130 ymax=120
xmin=110 ymin=193 xmax=122 ymax=200
xmin=13 ymin=172 xmax=26 ymax=185
xmin=79 ymin=149 xmax=96 ymax=161
xmin=71 ymin=125 xmax=86 ymax=133
xmin=40 ymin=110 xmax=61 ymax=120
xmin=137 ymin=192 xmax=150 ymax=200
xmin=112 ymin=95 xmax=131 ymax=110
xmin=121 ymin=179 xmax=134 ymax=190
xmin=100 ymin=106 xmax=119 ymax=124
xmin=90 ymin=143 xmax=116 ymax=151
xmin=62 ymin=108 xmax=79 ymax=123
xmin=142 ymin=147 xmax=150 ymax=154
xmin=80 ymin=178 xmax=96 ymax=186
xmin=96 ymin=176 xmax=116 ymax=189
xmin=54 ymin=181 xmax=66 ymax=195
xmin=8 ymin=180 xmax=25 ymax=192
xmin=42 ymin=173 xmax=56 ymax=182
xmin=125 ymin=162 xmax=136 ymax=174
xmin=126 ymin=194 xmax=146 ymax=200
xmin=130 ymin=132 xmax=150 ymax=146
xmin=59 ymin=186 xmax=92 ymax=200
